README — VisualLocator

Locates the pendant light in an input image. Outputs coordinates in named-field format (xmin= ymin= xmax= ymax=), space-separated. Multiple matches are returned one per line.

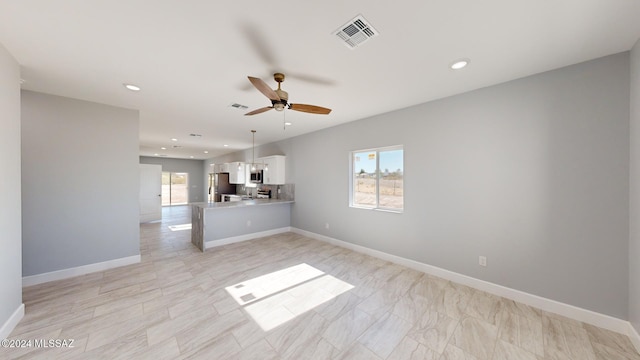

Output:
xmin=249 ymin=130 xmax=265 ymax=171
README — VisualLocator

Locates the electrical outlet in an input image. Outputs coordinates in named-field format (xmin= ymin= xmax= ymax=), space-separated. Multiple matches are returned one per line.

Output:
xmin=325 ymin=223 xmax=330 ymax=229
xmin=246 ymin=220 xmax=251 ymax=227
xmin=479 ymin=256 xmax=487 ymax=267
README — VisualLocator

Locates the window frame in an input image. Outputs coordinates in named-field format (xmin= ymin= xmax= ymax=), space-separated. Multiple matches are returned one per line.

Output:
xmin=349 ymin=145 xmax=404 ymax=213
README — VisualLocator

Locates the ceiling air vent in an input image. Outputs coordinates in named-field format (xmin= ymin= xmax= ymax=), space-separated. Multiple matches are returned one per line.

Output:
xmin=229 ymin=103 xmax=248 ymax=110
xmin=334 ymin=15 xmax=379 ymax=49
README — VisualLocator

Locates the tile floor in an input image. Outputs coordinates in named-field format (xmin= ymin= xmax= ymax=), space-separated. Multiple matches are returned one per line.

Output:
xmin=2 ymin=205 xmax=639 ymax=359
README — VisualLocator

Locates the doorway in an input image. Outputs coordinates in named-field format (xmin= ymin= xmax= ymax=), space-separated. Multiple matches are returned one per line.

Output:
xmin=162 ymin=172 xmax=189 ymax=206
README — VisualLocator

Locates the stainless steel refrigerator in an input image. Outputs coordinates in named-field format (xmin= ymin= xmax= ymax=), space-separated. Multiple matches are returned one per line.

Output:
xmin=209 ymin=172 xmax=235 ymax=202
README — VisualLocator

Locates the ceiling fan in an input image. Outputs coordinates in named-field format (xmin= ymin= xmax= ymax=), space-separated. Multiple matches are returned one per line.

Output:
xmin=245 ymin=73 xmax=332 ymax=116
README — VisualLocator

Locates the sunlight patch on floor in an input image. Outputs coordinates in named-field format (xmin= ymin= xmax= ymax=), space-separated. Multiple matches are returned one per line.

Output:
xmin=168 ymin=223 xmax=192 ymax=231
xmin=226 ymin=263 xmax=354 ymax=331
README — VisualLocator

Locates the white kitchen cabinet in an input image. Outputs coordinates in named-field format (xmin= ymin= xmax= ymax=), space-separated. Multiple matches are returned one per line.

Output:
xmin=228 ymin=162 xmax=245 ymax=184
xmin=261 ymin=155 xmax=286 ymax=185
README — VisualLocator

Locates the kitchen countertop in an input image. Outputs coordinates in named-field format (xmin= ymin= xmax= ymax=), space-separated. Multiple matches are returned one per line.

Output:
xmin=193 ymin=199 xmax=294 ymax=210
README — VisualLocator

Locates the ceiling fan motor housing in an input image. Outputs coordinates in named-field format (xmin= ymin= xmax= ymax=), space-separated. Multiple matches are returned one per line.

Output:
xmin=272 ymin=85 xmax=288 ymax=111
xmin=275 ymin=88 xmax=288 ymax=101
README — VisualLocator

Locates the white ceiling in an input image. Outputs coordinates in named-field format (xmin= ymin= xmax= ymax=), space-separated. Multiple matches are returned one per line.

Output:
xmin=1 ymin=1 xmax=639 ymax=160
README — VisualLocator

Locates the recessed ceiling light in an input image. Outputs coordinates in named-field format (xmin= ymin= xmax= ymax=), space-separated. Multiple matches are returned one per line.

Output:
xmin=161 ymin=147 xmax=166 ymax=150
xmin=223 ymin=144 xmax=229 ymax=147
xmin=284 ymin=122 xmax=292 ymax=126
xmin=204 ymin=151 xmax=209 ymax=154
xmin=123 ymin=83 xmax=141 ymax=91
xmin=450 ymin=59 xmax=470 ymax=70
xmin=154 ymin=153 xmax=159 ymax=156
xmin=190 ymin=156 xmax=194 ymax=159
xmin=171 ymin=138 xmax=178 ymax=142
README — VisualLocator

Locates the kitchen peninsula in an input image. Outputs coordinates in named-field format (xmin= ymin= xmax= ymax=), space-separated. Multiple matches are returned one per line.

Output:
xmin=191 ymin=199 xmax=293 ymax=251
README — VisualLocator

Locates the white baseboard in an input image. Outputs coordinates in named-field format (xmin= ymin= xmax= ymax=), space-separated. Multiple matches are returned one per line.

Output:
xmin=22 ymin=255 xmax=141 ymax=287
xmin=291 ymin=228 xmax=631 ymax=336
xmin=205 ymin=227 xmax=292 ymax=249
xmin=0 ymin=304 xmax=24 ymax=340
xmin=629 ymin=322 xmax=640 ymax=355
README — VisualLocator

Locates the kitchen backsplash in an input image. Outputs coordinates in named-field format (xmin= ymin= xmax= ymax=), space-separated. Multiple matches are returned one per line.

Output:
xmin=274 ymin=184 xmax=294 ymax=201
xmin=236 ymin=184 xmax=295 ymax=201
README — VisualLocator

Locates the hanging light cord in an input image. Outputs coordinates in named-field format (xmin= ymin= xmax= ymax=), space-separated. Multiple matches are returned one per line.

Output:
xmin=251 ymin=130 xmax=256 ymax=171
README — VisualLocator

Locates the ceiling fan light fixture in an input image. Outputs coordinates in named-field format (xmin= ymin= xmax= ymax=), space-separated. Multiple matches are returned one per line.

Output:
xmin=274 ymin=103 xmax=286 ymax=111
xmin=249 ymin=130 xmax=266 ymax=171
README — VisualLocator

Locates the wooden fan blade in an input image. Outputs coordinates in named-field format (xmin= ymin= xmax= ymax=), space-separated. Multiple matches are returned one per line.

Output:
xmin=245 ymin=107 xmax=273 ymax=116
xmin=289 ymin=103 xmax=332 ymax=115
xmin=248 ymin=76 xmax=280 ymax=101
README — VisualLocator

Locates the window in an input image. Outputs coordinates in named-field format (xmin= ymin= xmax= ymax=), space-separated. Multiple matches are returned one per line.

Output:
xmin=350 ymin=146 xmax=403 ymax=211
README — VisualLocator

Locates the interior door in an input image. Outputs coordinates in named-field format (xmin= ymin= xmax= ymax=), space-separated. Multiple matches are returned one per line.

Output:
xmin=139 ymin=164 xmax=162 ymax=223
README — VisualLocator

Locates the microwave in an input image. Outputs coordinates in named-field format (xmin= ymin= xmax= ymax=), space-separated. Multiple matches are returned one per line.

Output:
xmin=250 ymin=170 xmax=263 ymax=183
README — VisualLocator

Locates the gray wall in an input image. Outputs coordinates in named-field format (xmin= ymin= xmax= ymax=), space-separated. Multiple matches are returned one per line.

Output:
xmin=139 ymin=156 xmax=205 ymax=203
xmin=21 ymin=91 xmax=140 ymax=276
xmin=210 ymin=53 xmax=631 ymax=319
xmin=630 ymin=39 xmax=640 ymax=333
xmin=0 ymin=44 xmax=22 ymax=334
xmin=294 ymin=53 xmax=630 ymax=319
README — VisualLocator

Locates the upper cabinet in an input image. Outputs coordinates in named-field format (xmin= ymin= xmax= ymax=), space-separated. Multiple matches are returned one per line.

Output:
xmin=228 ymin=162 xmax=245 ymax=184
xmin=261 ymin=155 xmax=286 ymax=185
xmin=212 ymin=157 xmax=284 ymax=184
